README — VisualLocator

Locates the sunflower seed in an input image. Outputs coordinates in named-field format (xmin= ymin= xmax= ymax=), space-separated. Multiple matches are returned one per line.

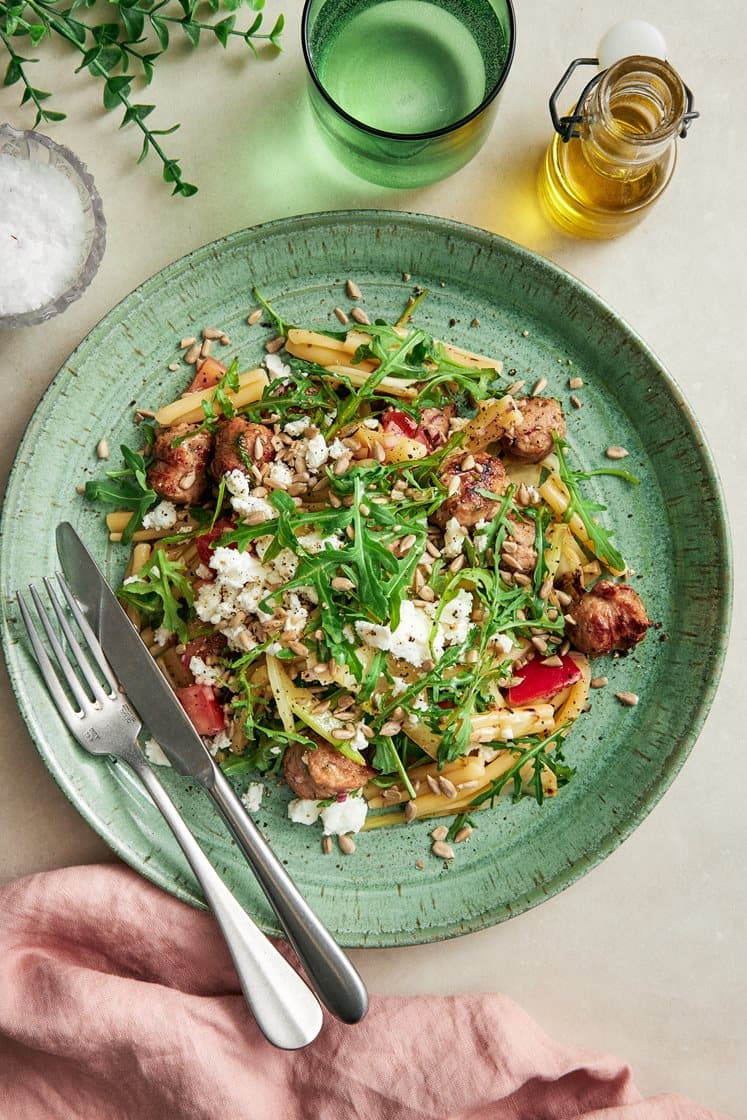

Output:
xmin=350 ymin=307 xmax=370 ymax=325
xmin=247 ymin=308 xmax=263 ymax=325
xmin=431 ymin=825 xmax=448 ymax=842
xmin=404 ymin=801 xmax=417 ymax=823
xmin=438 ymin=776 xmax=458 ymax=799
xmin=346 ymin=279 xmax=362 ymax=300
xmin=432 ymin=841 xmax=455 ymax=860
xmin=615 ymin=690 xmax=639 ymax=706
xmin=338 ymin=834 xmax=356 ymax=855
xmin=605 ymin=446 xmax=629 ymax=460
xmin=454 ymin=826 xmax=472 ymax=843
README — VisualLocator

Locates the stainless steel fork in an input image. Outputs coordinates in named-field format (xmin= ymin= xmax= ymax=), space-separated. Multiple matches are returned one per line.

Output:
xmin=16 ymin=575 xmax=324 ymax=1051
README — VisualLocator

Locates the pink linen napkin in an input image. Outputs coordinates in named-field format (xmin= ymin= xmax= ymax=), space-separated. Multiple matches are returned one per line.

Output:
xmin=0 ymin=864 xmax=731 ymax=1120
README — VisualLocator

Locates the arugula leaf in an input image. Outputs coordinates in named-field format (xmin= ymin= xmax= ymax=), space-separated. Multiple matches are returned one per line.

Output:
xmin=84 ymin=443 xmax=157 ymax=544
xmin=118 ymin=549 xmax=194 ymax=641
xmin=552 ymin=435 xmax=634 ymax=573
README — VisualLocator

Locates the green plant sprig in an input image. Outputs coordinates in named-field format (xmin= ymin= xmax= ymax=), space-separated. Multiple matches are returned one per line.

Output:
xmin=0 ymin=0 xmax=283 ymax=195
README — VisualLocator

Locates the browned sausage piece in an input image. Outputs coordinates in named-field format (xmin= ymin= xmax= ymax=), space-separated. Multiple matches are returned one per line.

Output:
xmin=283 ymin=739 xmax=375 ymax=800
xmin=566 ymin=580 xmax=650 ymax=656
xmin=212 ymin=418 xmax=275 ymax=479
xmin=147 ymin=424 xmax=213 ymax=504
xmin=502 ymin=397 xmax=566 ymax=463
xmin=434 ymin=452 xmax=508 ymax=528
xmin=501 ymin=514 xmax=537 ymax=576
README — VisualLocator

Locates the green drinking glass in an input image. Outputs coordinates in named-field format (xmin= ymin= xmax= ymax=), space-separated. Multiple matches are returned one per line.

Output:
xmin=301 ymin=0 xmax=516 ymax=188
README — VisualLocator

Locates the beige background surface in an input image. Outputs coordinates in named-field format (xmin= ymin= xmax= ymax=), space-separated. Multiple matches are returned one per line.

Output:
xmin=1 ymin=0 xmax=744 ymax=1113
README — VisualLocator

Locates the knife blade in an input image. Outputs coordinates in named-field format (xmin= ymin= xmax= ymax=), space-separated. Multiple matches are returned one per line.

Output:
xmin=56 ymin=521 xmax=368 ymax=1025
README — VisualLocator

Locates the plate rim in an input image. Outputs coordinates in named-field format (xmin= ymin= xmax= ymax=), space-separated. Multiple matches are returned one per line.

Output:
xmin=0 ymin=209 xmax=733 ymax=945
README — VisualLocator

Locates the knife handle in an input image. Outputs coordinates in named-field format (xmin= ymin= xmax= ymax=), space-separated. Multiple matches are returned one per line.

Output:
xmin=130 ymin=756 xmax=324 ymax=1049
xmin=209 ymin=766 xmax=369 ymax=1025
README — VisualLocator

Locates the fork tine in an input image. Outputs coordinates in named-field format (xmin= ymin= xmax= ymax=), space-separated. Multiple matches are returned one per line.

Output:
xmin=54 ymin=573 xmax=120 ymax=695
xmin=26 ymin=583 xmax=92 ymax=713
xmin=16 ymin=591 xmax=80 ymax=734
xmin=43 ymin=576 xmax=111 ymax=705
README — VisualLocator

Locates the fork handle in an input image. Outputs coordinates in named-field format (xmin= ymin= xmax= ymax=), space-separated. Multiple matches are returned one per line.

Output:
xmin=128 ymin=755 xmax=323 ymax=1050
xmin=209 ymin=766 xmax=368 ymax=1025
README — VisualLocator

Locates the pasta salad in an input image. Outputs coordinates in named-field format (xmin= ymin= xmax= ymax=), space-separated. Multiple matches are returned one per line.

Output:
xmin=86 ymin=289 xmax=650 ymax=857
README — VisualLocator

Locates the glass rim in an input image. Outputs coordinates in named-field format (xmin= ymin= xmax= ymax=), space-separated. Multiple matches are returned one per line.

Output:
xmin=301 ymin=0 xmax=516 ymax=142
xmin=597 ymin=56 xmax=688 ymax=147
xmin=0 ymin=123 xmax=107 ymax=329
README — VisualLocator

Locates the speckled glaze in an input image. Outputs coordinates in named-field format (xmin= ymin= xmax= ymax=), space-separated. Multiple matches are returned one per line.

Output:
xmin=0 ymin=212 xmax=731 ymax=946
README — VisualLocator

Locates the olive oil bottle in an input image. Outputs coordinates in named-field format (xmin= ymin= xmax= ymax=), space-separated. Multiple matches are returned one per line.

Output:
xmin=538 ymin=54 xmax=693 ymax=238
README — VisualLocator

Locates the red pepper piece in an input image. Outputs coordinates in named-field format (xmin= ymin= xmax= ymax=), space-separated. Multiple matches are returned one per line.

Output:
xmin=507 ymin=654 xmax=583 ymax=706
xmin=195 ymin=518 xmax=236 ymax=567
xmin=175 ymin=684 xmax=226 ymax=736
xmin=185 ymin=356 xmax=227 ymax=394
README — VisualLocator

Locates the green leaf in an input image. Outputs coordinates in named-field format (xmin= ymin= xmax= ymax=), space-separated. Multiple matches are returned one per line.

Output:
xmin=149 ymin=14 xmax=169 ymax=49
xmin=268 ymin=12 xmax=283 ymax=46
xmin=119 ymin=5 xmax=144 ymax=40
xmin=93 ymin=21 xmax=120 ymax=44
xmin=119 ymin=550 xmax=194 ymax=642
xmin=3 ymin=57 xmax=24 ymax=87
xmin=102 ymin=74 xmax=132 ymax=109
xmin=181 ymin=19 xmax=200 ymax=46
xmin=214 ymin=15 xmax=235 ymax=46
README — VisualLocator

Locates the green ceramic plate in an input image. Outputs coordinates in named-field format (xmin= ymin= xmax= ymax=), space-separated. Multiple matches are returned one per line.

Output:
xmin=0 ymin=211 xmax=731 ymax=947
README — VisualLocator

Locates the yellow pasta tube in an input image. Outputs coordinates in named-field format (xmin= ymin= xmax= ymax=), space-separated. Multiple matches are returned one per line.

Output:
xmin=539 ymin=472 xmax=625 ymax=577
xmin=154 ymin=368 xmax=268 ymax=428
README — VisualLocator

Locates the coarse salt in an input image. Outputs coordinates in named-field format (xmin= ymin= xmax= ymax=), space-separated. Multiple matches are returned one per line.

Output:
xmin=0 ymin=154 xmax=86 ymax=315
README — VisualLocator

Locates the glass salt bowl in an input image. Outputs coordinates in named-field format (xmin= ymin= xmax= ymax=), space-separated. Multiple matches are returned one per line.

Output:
xmin=0 ymin=123 xmax=106 ymax=329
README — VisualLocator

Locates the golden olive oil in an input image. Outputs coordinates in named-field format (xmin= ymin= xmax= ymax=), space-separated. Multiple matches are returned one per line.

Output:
xmin=538 ymin=57 xmax=687 ymax=239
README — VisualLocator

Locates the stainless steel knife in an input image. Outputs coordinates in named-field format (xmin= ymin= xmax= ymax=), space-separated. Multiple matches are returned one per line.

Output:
xmin=56 ymin=521 xmax=368 ymax=1025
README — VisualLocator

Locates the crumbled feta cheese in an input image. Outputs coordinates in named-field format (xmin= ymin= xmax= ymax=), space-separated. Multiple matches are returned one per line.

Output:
xmin=443 ymin=516 xmax=468 ymax=558
xmin=123 ymin=575 xmax=139 ymax=586
xmin=323 ymin=412 xmax=337 ymax=427
xmin=143 ymin=738 xmax=170 ymax=767
xmin=224 ymin=470 xmax=274 ymax=521
xmin=271 ymin=548 xmax=299 ymax=583
xmin=196 ymin=563 xmax=212 ymax=580
xmin=210 ymin=546 xmax=267 ymax=590
xmin=207 ymin=730 xmax=232 ymax=757
xmin=241 ymin=782 xmax=264 ymax=813
xmin=390 ymin=676 xmax=409 ymax=696
xmin=362 ymin=417 xmax=380 ymax=429
xmin=327 ymin=438 xmax=347 ymax=460
xmin=438 ymin=590 xmax=474 ymax=646
xmin=320 ymin=795 xmax=368 ymax=836
xmin=287 ymin=799 xmax=322 ymax=825
xmin=305 ymin=432 xmax=329 ymax=471
xmin=283 ymin=592 xmax=309 ymax=634
xmin=263 ymin=353 xmax=291 ymax=380
xmin=299 ymin=529 xmax=344 ymax=554
xmin=142 ymin=500 xmax=178 ymax=531
xmin=267 ymin=461 xmax=293 ymax=488
xmin=189 ymin=655 xmax=220 ymax=686
xmin=473 ymin=518 xmax=490 ymax=553
xmin=283 ymin=418 xmax=308 ymax=437
xmin=152 ymin=626 xmax=173 ymax=647
xmin=356 ymin=601 xmax=435 ymax=668
xmin=492 ymin=633 xmax=514 ymax=655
